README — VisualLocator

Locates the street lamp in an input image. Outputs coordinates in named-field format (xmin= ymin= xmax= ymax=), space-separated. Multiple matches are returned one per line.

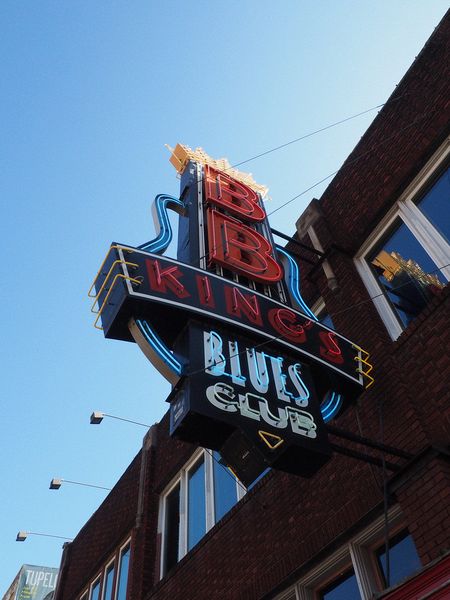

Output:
xmin=90 ymin=411 xmax=150 ymax=428
xmin=90 ymin=410 xmax=246 ymax=495
xmin=16 ymin=531 xmax=73 ymax=542
xmin=49 ymin=478 xmax=111 ymax=491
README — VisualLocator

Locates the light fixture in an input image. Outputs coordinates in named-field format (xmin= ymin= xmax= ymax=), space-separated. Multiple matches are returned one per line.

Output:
xmin=16 ymin=531 xmax=73 ymax=542
xmin=90 ymin=411 xmax=104 ymax=424
xmin=89 ymin=411 xmax=150 ymax=428
xmin=49 ymin=477 xmax=111 ymax=491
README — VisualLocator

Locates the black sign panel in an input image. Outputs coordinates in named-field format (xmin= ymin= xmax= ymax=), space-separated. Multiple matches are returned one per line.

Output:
xmin=91 ymin=157 xmax=372 ymax=482
xmin=168 ymin=321 xmax=331 ymax=485
xmin=95 ymin=244 xmax=363 ymax=392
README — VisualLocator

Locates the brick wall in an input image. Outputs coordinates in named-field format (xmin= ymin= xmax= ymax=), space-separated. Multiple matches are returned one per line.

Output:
xmin=57 ymin=453 xmax=142 ymax=600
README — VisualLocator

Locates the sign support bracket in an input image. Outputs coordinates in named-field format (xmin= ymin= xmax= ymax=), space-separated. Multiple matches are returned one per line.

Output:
xmin=326 ymin=424 xmax=413 ymax=460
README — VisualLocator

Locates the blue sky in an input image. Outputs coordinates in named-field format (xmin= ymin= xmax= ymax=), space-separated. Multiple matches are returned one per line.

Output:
xmin=1 ymin=1 xmax=448 ymax=593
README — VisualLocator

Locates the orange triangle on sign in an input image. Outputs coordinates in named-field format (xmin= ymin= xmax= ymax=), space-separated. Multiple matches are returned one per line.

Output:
xmin=258 ymin=430 xmax=284 ymax=450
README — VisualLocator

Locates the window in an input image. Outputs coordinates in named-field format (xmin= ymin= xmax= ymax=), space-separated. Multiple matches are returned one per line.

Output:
xmin=102 ymin=561 xmax=115 ymax=600
xmin=213 ymin=450 xmax=242 ymax=521
xmin=416 ymin=166 xmax=450 ymax=243
xmin=164 ymin=482 xmax=181 ymax=572
xmin=89 ymin=579 xmax=101 ymax=600
xmin=368 ymin=216 xmax=446 ymax=328
xmin=375 ymin=529 xmax=421 ymax=588
xmin=319 ymin=568 xmax=360 ymax=599
xmin=275 ymin=506 xmax=422 ymax=600
xmin=355 ymin=142 xmax=450 ymax=340
xmin=159 ymin=448 xmax=246 ymax=577
xmin=115 ymin=543 xmax=130 ymax=600
xmin=78 ymin=539 xmax=131 ymax=600
xmin=187 ymin=456 xmax=206 ymax=550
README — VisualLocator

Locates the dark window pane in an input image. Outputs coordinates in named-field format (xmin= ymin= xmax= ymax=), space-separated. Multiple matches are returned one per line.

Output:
xmin=319 ymin=568 xmax=360 ymax=599
xmin=417 ymin=166 xmax=450 ymax=244
xmin=369 ymin=218 xmax=446 ymax=328
xmin=102 ymin=564 xmax=115 ymax=600
xmin=376 ymin=530 xmax=421 ymax=588
xmin=116 ymin=544 xmax=130 ymax=600
xmin=213 ymin=451 xmax=238 ymax=522
xmin=164 ymin=483 xmax=180 ymax=572
xmin=188 ymin=458 xmax=206 ymax=550
xmin=90 ymin=580 xmax=101 ymax=600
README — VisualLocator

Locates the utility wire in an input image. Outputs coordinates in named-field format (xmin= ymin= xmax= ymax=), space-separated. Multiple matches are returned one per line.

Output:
xmin=267 ymin=109 xmax=432 ymax=217
xmin=230 ymin=95 xmax=407 ymax=170
xmin=195 ymin=109 xmax=433 ymax=265
xmin=190 ymin=94 xmax=407 ymax=187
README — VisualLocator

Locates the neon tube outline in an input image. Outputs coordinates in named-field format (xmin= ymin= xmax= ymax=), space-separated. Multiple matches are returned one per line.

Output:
xmin=135 ymin=318 xmax=183 ymax=376
xmin=138 ymin=194 xmax=185 ymax=254
xmin=275 ymin=246 xmax=317 ymax=320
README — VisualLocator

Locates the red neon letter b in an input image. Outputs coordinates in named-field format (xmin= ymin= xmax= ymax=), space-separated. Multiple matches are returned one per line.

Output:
xmin=204 ymin=165 xmax=266 ymax=223
xmin=207 ymin=209 xmax=283 ymax=284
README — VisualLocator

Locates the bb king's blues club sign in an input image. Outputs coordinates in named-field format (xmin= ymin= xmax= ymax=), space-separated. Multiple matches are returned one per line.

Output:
xmin=89 ymin=144 xmax=373 ymax=484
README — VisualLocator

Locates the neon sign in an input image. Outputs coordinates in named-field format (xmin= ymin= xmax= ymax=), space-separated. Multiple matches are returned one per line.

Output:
xmin=89 ymin=144 xmax=372 ymax=482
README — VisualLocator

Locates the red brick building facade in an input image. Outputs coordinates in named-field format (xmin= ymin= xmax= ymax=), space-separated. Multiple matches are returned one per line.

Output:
xmin=55 ymin=11 xmax=450 ymax=600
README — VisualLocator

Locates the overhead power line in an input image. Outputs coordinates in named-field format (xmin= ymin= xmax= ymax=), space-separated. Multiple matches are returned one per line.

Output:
xmin=267 ymin=109 xmax=433 ymax=217
xmin=231 ymin=94 xmax=407 ymax=170
xmin=190 ymin=94 xmax=407 ymax=191
xmin=196 ymin=105 xmax=430 ymax=266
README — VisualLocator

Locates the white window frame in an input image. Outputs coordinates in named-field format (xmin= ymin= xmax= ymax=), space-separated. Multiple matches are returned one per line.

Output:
xmin=77 ymin=537 xmax=131 ymax=600
xmin=355 ymin=138 xmax=450 ymax=340
xmin=114 ymin=538 xmax=131 ymax=600
xmin=101 ymin=557 xmax=116 ymax=600
xmin=274 ymin=505 xmax=407 ymax=600
xmin=89 ymin=575 xmax=102 ymax=600
xmin=158 ymin=448 xmax=245 ymax=578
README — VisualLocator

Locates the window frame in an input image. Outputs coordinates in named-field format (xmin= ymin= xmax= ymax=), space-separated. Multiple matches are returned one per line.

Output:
xmin=77 ymin=537 xmax=131 ymax=600
xmin=158 ymin=448 xmax=245 ymax=578
xmin=355 ymin=138 xmax=450 ymax=340
xmin=185 ymin=452 xmax=207 ymax=552
xmin=372 ymin=526 xmax=421 ymax=589
xmin=88 ymin=575 xmax=102 ymax=600
xmin=101 ymin=557 xmax=116 ymax=600
xmin=114 ymin=539 xmax=131 ymax=600
xmin=275 ymin=505 xmax=420 ymax=600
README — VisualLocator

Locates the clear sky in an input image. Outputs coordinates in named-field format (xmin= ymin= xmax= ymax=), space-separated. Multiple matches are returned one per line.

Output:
xmin=1 ymin=1 xmax=448 ymax=594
